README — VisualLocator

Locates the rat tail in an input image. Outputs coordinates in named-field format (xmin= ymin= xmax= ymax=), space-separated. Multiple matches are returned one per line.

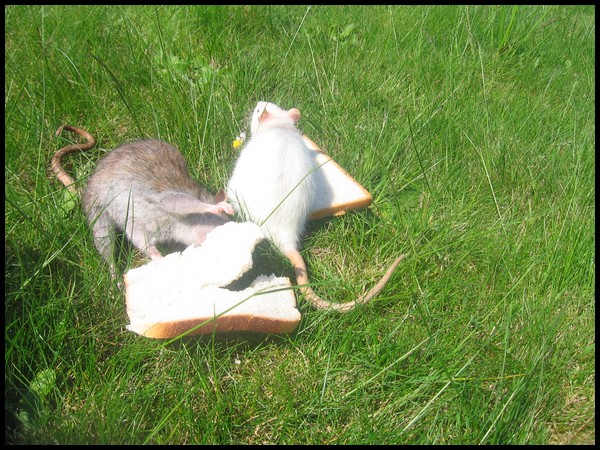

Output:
xmin=51 ymin=125 xmax=96 ymax=194
xmin=285 ymin=248 xmax=406 ymax=313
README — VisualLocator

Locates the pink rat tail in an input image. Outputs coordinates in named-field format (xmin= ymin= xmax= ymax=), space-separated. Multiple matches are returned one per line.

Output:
xmin=52 ymin=125 xmax=97 ymax=194
xmin=285 ymin=248 xmax=406 ymax=313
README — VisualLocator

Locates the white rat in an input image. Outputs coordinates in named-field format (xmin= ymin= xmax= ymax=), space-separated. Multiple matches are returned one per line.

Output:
xmin=226 ymin=101 xmax=405 ymax=312
xmin=51 ymin=125 xmax=233 ymax=277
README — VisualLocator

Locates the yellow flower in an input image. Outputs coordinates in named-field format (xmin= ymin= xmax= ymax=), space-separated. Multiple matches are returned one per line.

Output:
xmin=232 ymin=132 xmax=246 ymax=149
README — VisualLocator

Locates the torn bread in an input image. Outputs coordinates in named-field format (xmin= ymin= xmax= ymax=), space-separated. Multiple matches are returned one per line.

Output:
xmin=124 ymin=222 xmax=301 ymax=338
xmin=126 ymin=275 xmax=299 ymax=338
xmin=303 ymin=136 xmax=372 ymax=221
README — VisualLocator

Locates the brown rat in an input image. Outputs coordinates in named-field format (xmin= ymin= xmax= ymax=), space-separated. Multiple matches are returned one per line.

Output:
xmin=51 ymin=125 xmax=233 ymax=276
xmin=227 ymin=102 xmax=405 ymax=313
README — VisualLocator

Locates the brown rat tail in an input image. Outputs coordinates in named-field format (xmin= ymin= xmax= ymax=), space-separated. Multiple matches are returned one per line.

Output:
xmin=51 ymin=125 xmax=96 ymax=194
xmin=285 ymin=248 xmax=406 ymax=313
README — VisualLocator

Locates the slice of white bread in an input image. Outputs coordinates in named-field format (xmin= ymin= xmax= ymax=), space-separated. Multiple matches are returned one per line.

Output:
xmin=126 ymin=275 xmax=299 ymax=338
xmin=124 ymin=222 xmax=301 ymax=338
xmin=303 ymin=136 xmax=372 ymax=221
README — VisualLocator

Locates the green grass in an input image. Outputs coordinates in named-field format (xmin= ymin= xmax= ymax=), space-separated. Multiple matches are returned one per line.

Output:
xmin=5 ymin=5 xmax=594 ymax=444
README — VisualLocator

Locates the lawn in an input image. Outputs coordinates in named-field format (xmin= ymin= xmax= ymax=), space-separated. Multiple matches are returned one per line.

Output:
xmin=5 ymin=5 xmax=595 ymax=444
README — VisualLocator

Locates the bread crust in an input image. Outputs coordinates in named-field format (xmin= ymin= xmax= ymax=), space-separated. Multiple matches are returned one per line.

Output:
xmin=302 ymin=136 xmax=372 ymax=221
xmin=126 ymin=312 xmax=301 ymax=338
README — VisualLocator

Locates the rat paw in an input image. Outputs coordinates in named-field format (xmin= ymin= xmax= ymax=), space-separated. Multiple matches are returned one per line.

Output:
xmin=210 ymin=201 xmax=234 ymax=216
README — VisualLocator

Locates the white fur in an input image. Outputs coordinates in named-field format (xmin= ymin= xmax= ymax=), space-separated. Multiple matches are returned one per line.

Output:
xmin=227 ymin=102 xmax=317 ymax=252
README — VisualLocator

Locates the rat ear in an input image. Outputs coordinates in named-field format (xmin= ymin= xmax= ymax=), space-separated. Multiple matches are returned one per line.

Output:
xmin=288 ymin=108 xmax=301 ymax=124
xmin=259 ymin=110 xmax=270 ymax=123
xmin=214 ymin=189 xmax=227 ymax=203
